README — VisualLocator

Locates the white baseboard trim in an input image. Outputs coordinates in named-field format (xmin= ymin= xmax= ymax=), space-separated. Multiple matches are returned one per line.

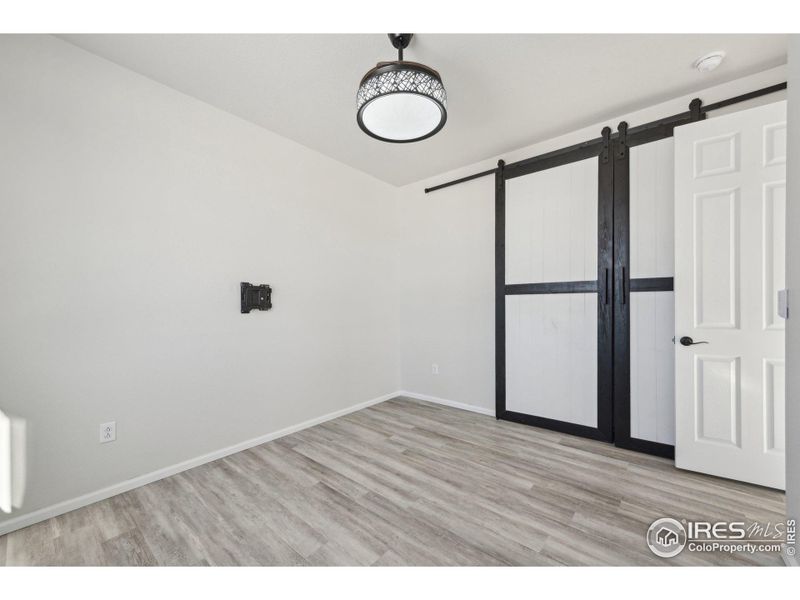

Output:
xmin=397 ymin=390 xmax=495 ymax=417
xmin=0 ymin=389 xmax=494 ymax=537
xmin=0 ymin=391 xmax=398 ymax=537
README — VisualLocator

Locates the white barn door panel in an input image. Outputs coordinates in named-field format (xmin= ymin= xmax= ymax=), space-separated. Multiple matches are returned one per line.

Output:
xmin=630 ymin=138 xmax=675 ymax=279
xmin=504 ymin=158 xmax=600 ymax=431
xmin=505 ymin=160 xmax=597 ymax=284
xmin=630 ymin=292 xmax=675 ymax=445
xmin=505 ymin=294 xmax=598 ymax=426
xmin=674 ymin=101 xmax=786 ymax=489
xmin=628 ymin=139 xmax=676 ymax=446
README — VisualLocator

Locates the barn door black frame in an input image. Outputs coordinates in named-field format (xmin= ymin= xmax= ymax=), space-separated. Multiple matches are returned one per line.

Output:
xmin=426 ymin=84 xmax=787 ymax=458
xmin=610 ymin=101 xmax=705 ymax=459
xmin=495 ymin=98 xmax=710 ymax=457
xmin=495 ymin=128 xmax=615 ymax=443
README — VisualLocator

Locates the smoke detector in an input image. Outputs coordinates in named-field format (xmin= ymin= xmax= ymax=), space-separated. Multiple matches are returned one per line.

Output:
xmin=694 ymin=51 xmax=726 ymax=73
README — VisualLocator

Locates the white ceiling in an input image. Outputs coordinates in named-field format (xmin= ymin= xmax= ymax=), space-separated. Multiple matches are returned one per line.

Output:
xmin=60 ymin=34 xmax=787 ymax=186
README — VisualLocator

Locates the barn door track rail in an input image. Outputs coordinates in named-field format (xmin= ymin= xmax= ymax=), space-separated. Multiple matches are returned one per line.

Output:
xmin=423 ymin=82 xmax=786 ymax=194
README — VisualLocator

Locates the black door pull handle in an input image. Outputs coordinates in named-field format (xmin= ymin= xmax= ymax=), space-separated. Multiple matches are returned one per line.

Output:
xmin=679 ymin=336 xmax=709 ymax=347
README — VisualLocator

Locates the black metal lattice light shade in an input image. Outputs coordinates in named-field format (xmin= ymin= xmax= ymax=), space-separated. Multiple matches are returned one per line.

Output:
xmin=356 ymin=34 xmax=447 ymax=143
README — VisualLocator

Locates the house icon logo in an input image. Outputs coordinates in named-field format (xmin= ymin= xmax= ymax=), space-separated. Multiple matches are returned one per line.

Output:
xmin=656 ymin=527 xmax=678 ymax=546
xmin=647 ymin=518 xmax=687 ymax=558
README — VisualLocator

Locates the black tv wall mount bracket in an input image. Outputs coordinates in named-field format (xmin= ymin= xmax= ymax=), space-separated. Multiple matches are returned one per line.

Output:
xmin=240 ymin=282 xmax=272 ymax=313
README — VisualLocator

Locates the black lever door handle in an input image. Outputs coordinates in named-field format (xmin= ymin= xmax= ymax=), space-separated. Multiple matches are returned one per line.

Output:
xmin=679 ymin=336 xmax=709 ymax=347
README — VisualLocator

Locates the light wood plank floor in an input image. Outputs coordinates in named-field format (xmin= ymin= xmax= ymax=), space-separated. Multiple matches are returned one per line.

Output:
xmin=0 ymin=397 xmax=786 ymax=566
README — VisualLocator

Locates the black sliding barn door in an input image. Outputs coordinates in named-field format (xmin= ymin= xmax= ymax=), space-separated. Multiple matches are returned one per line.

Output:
xmin=497 ymin=114 xmax=703 ymax=457
xmin=495 ymin=129 xmax=614 ymax=442
xmin=610 ymin=113 xmax=703 ymax=459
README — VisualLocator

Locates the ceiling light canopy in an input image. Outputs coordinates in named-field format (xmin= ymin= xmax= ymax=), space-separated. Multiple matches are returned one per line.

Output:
xmin=357 ymin=34 xmax=447 ymax=143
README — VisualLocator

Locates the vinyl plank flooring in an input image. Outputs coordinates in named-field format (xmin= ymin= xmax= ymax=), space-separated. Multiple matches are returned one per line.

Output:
xmin=0 ymin=397 xmax=787 ymax=566
xmin=371 ymin=549 xmax=407 ymax=566
xmin=265 ymin=439 xmax=374 ymax=500
xmin=4 ymin=519 xmax=62 ymax=566
xmin=347 ymin=489 xmax=507 ymax=566
xmin=237 ymin=467 xmax=389 ymax=566
xmin=102 ymin=529 xmax=158 ymax=566
xmin=306 ymin=538 xmax=367 ymax=566
xmin=54 ymin=525 xmax=110 ymax=566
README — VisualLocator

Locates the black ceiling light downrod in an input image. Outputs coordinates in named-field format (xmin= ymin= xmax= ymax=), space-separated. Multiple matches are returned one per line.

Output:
xmin=356 ymin=33 xmax=448 ymax=143
xmin=423 ymin=81 xmax=787 ymax=193
xmin=392 ymin=33 xmax=408 ymax=61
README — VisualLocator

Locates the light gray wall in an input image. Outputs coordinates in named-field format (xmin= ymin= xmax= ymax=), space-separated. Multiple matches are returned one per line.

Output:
xmin=0 ymin=35 xmax=400 ymax=528
xmin=786 ymin=35 xmax=800 ymax=530
xmin=396 ymin=66 xmax=787 ymax=413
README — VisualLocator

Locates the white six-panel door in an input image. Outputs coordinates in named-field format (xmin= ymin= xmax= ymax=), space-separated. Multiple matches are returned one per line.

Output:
xmin=674 ymin=101 xmax=786 ymax=489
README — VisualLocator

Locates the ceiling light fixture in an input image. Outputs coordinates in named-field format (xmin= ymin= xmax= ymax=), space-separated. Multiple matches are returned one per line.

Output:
xmin=694 ymin=51 xmax=726 ymax=73
xmin=356 ymin=34 xmax=447 ymax=143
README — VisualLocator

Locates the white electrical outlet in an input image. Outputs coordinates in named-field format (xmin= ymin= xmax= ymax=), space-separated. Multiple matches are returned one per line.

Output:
xmin=432 ymin=363 xmax=439 ymax=375
xmin=100 ymin=421 xmax=116 ymax=443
